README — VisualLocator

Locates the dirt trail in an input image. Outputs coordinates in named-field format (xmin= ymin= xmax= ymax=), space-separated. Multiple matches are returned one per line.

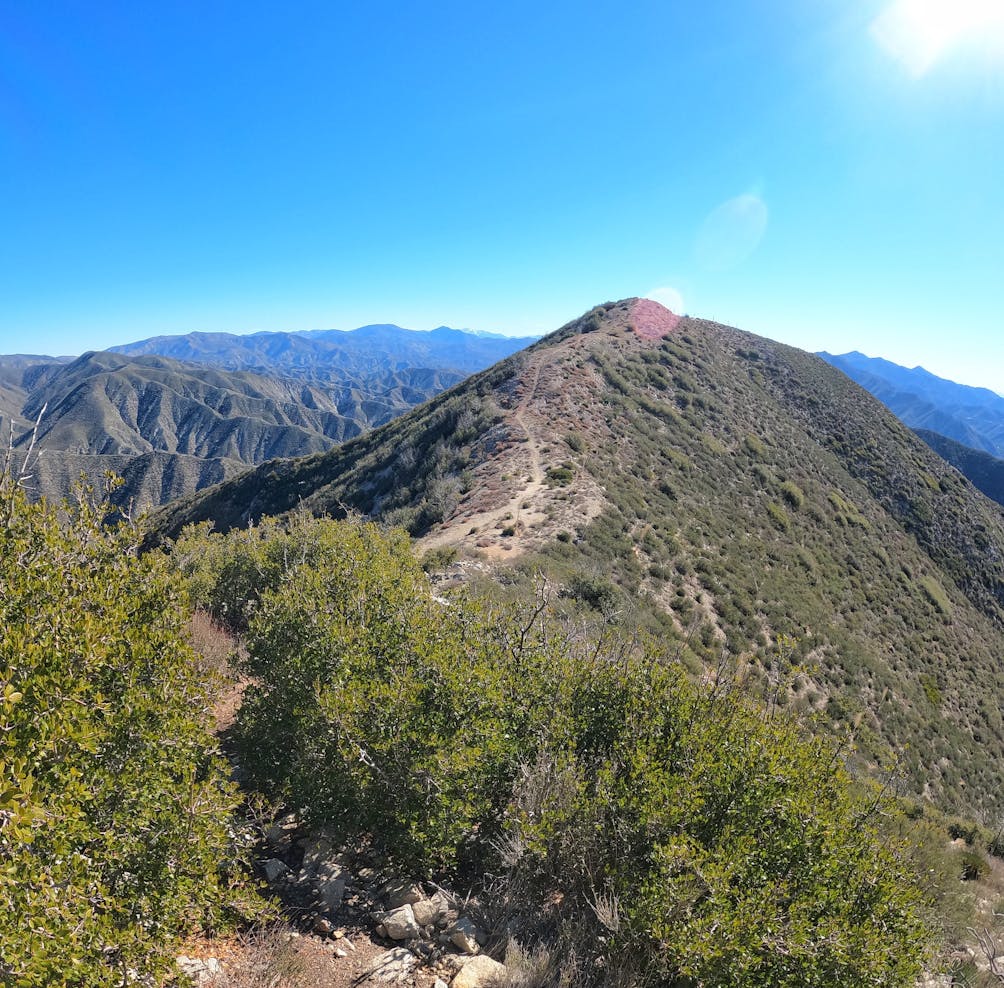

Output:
xmin=514 ymin=358 xmax=545 ymax=485
xmin=420 ymin=356 xmax=548 ymax=554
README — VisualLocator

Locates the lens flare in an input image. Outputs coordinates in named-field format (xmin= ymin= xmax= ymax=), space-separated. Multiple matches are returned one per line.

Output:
xmin=695 ymin=195 xmax=768 ymax=272
xmin=872 ymin=0 xmax=1004 ymax=75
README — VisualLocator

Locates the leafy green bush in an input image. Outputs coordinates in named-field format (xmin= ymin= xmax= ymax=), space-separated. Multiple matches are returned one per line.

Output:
xmin=562 ymin=573 xmax=620 ymax=614
xmin=506 ymin=660 xmax=931 ymax=987
xmin=180 ymin=514 xmax=931 ymax=987
xmin=767 ymin=500 xmax=791 ymax=531
xmin=959 ymin=849 xmax=990 ymax=881
xmin=545 ymin=465 xmax=575 ymax=487
xmin=421 ymin=544 xmax=458 ymax=572
xmin=0 ymin=477 xmax=245 ymax=986
xmin=781 ymin=480 xmax=805 ymax=510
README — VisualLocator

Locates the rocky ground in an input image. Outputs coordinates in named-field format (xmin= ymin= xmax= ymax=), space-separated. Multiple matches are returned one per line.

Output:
xmin=176 ymin=816 xmax=514 ymax=988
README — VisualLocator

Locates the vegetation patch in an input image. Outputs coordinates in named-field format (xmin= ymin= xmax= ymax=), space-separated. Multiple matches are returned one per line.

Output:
xmin=174 ymin=514 xmax=933 ymax=988
xmin=0 ymin=476 xmax=249 ymax=985
xmin=545 ymin=463 xmax=575 ymax=487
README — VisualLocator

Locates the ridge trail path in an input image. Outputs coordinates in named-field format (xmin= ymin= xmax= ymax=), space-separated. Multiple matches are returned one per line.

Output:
xmin=513 ymin=357 xmax=545 ymax=486
xmin=420 ymin=357 xmax=549 ymax=555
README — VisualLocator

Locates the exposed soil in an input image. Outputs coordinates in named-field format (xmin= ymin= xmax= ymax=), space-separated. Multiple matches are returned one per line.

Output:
xmin=418 ymin=344 xmax=605 ymax=560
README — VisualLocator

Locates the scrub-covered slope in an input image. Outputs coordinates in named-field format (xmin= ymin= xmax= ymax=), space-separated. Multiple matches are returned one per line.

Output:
xmin=153 ymin=298 xmax=1004 ymax=816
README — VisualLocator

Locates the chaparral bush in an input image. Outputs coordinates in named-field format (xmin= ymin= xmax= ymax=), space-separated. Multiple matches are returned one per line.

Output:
xmin=0 ymin=476 xmax=246 ymax=987
xmin=179 ymin=514 xmax=932 ymax=987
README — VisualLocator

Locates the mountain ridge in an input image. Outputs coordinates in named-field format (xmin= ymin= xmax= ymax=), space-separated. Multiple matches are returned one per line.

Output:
xmin=0 ymin=324 xmax=535 ymax=509
xmin=110 ymin=323 xmax=540 ymax=379
xmin=820 ymin=350 xmax=1004 ymax=457
xmin=152 ymin=298 xmax=1004 ymax=819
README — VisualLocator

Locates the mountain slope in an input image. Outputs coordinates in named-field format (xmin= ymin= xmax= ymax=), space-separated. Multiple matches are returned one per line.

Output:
xmin=1 ymin=351 xmax=464 ymax=509
xmin=0 ymin=317 xmax=542 ymax=509
xmin=111 ymin=324 xmax=539 ymax=379
xmin=154 ymin=299 xmax=1004 ymax=818
xmin=820 ymin=350 xmax=1004 ymax=457
xmin=916 ymin=427 xmax=1004 ymax=508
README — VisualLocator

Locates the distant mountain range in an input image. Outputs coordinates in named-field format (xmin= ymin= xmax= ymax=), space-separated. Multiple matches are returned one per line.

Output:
xmin=111 ymin=325 xmax=537 ymax=380
xmin=152 ymin=298 xmax=1004 ymax=818
xmin=819 ymin=351 xmax=1004 ymax=458
xmin=0 ymin=324 xmax=537 ymax=509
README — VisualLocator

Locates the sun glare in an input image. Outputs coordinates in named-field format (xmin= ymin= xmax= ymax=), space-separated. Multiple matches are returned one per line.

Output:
xmin=872 ymin=0 xmax=1004 ymax=75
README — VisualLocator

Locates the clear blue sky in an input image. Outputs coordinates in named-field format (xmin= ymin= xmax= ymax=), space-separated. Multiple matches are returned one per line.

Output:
xmin=2 ymin=1 xmax=1003 ymax=390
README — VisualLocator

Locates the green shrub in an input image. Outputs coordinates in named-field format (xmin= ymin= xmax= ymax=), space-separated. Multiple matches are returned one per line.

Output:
xmin=546 ymin=465 xmax=575 ymax=487
xmin=919 ymin=575 xmax=952 ymax=618
xmin=781 ymin=480 xmax=805 ymax=510
xmin=183 ymin=514 xmax=932 ymax=987
xmin=767 ymin=501 xmax=791 ymax=531
xmin=422 ymin=545 xmax=458 ymax=571
xmin=947 ymin=819 xmax=980 ymax=844
xmin=959 ymin=849 xmax=990 ymax=881
xmin=563 ymin=573 xmax=620 ymax=613
xmin=0 ymin=478 xmax=245 ymax=986
xmin=920 ymin=673 xmax=942 ymax=707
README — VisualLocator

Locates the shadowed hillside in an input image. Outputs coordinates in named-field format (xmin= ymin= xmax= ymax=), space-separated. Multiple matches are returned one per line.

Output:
xmin=153 ymin=299 xmax=1004 ymax=820
xmin=916 ymin=427 xmax=1004 ymax=508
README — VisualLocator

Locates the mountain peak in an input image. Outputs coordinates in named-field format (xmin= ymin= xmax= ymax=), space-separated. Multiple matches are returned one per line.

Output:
xmin=153 ymin=300 xmax=1004 ymax=815
xmin=630 ymin=297 xmax=682 ymax=339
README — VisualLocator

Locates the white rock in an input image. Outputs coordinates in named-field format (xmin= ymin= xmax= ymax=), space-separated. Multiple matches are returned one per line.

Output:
xmin=383 ymin=877 xmax=424 ymax=908
xmin=175 ymin=956 xmax=223 ymax=985
xmin=363 ymin=947 xmax=417 ymax=983
xmin=383 ymin=903 xmax=421 ymax=940
xmin=451 ymin=955 xmax=507 ymax=988
xmin=301 ymin=833 xmax=340 ymax=876
xmin=317 ymin=863 xmax=348 ymax=910
xmin=448 ymin=915 xmax=483 ymax=954
xmin=434 ymin=979 xmax=450 ymax=988
xmin=265 ymin=812 xmax=298 ymax=847
xmin=412 ymin=893 xmax=448 ymax=926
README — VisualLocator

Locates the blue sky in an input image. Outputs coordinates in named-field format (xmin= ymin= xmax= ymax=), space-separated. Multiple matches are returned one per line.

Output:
xmin=1 ymin=1 xmax=1002 ymax=390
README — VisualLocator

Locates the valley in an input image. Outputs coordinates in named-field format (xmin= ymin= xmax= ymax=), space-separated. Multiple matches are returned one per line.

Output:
xmin=0 ymin=325 xmax=535 ymax=511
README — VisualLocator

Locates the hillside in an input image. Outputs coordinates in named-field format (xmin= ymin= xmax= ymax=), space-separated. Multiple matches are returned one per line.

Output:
xmin=0 ymin=325 xmax=535 ymax=510
xmin=0 ymin=350 xmax=478 ymax=510
xmin=820 ymin=350 xmax=1004 ymax=457
xmin=916 ymin=427 xmax=1004 ymax=508
xmin=153 ymin=299 xmax=1004 ymax=820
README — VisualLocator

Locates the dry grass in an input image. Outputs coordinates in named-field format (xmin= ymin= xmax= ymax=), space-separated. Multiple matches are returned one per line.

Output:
xmin=207 ymin=927 xmax=309 ymax=988
xmin=185 ymin=609 xmax=250 ymax=734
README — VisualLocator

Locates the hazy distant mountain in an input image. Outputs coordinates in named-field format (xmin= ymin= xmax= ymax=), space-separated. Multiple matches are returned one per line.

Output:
xmin=819 ymin=351 xmax=1004 ymax=457
xmin=111 ymin=324 xmax=539 ymax=380
xmin=0 ymin=321 xmax=537 ymax=509
xmin=154 ymin=299 xmax=1004 ymax=816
